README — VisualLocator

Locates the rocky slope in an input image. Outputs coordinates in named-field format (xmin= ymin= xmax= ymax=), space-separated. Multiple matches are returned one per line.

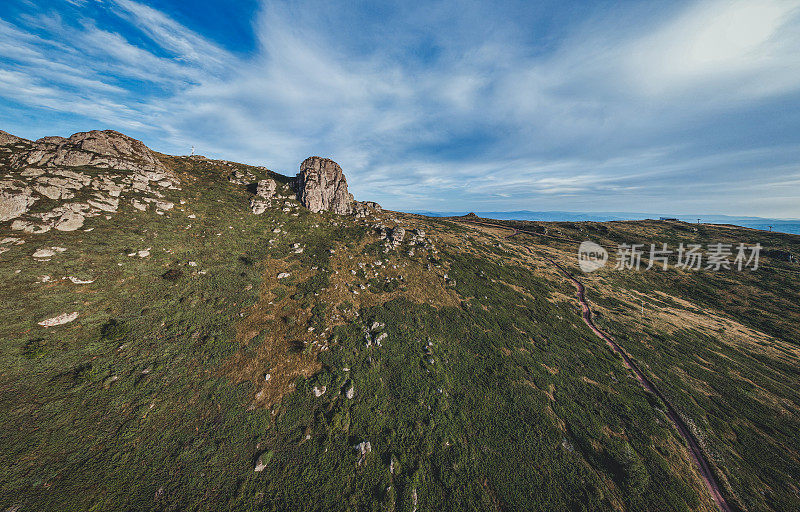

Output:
xmin=1 ymin=130 xmax=378 ymax=236
xmin=0 ymin=130 xmax=180 ymax=233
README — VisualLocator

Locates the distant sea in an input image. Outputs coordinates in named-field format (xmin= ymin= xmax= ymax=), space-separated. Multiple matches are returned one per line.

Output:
xmin=412 ymin=210 xmax=800 ymax=235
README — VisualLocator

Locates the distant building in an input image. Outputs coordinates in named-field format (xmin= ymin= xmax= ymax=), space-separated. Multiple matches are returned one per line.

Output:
xmin=659 ymin=217 xmax=679 ymax=221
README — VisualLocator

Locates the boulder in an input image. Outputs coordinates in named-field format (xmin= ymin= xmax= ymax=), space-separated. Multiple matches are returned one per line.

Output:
xmin=295 ymin=157 xmax=354 ymax=215
xmin=353 ymin=441 xmax=372 ymax=466
xmin=0 ymin=190 xmax=36 ymax=222
xmin=256 ymin=179 xmax=277 ymax=199
xmin=250 ymin=197 xmax=270 ymax=215
xmin=388 ymin=227 xmax=405 ymax=247
xmin=54 ymin=211 xmax=85 ymax=231
xmin=38 ymin=311 xmax=79 ymax=327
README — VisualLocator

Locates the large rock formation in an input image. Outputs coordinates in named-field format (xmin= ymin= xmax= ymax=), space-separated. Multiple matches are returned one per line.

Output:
xmin=0 ymin=129 xmax=180 ymax=233
xmin=10 ymin=130 xmax=171 ymax=176
xmin=295 ymin=157 xmax=354 ymax=215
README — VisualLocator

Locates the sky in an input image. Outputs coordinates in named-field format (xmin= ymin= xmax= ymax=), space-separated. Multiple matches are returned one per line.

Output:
xmin=1 ymin=0 xmax=799 ymax=217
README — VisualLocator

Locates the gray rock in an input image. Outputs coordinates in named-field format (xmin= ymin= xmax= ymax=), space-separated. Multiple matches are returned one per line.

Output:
xmin=11 ymin=130 xmax=172 ymax=176
xmin=54 ymin=211 xmax=85 ymax=231
xmin=256 ymin=179 xmax=277 ymax=199
xmin=250 ymin=197 xmax=270 ymax=215
xmin=295 ymin=157 xmax=354 ymax=215
xmin=0 ymin=130 xmax=28 ymax=145
xmin=0 ymin=190 xmax=36 ymax=222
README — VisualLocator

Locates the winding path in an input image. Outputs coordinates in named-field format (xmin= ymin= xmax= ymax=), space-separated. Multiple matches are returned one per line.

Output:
xmin=464 ymin=220 xmax=736 ymax=512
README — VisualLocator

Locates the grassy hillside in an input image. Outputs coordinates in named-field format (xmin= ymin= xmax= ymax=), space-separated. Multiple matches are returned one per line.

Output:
xmin=1 ymin=148 xmax=798 ymax=511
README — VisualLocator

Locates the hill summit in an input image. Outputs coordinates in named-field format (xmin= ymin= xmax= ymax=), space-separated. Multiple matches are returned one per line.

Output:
xmin=0 ymin=129 xmax=376 ymax=234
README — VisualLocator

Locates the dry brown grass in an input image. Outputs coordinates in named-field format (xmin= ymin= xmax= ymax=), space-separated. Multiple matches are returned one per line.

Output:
xmin=223 ymin=228 xmax=460 ymax=408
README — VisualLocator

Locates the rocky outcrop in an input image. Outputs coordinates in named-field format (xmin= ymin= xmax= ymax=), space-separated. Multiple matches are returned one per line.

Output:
xmin=256 ymin=179 xmax=276 ymax=199
xmin=352 ymin=200 xmax=381 ymax=218
xmin=10 ymin=130 xmax=172 ymax=177
xmin=0 ymin=129 xmax=181 ymax=233
xmin=229 ymin=169 xmax=255 ymax=185
xmin=249 ymin=178 xmax=277 ymax=214
xmin=295 ymin=157 xmax=354 ymax=215
xmin=0 ymin=130 xmax=27 ymax=145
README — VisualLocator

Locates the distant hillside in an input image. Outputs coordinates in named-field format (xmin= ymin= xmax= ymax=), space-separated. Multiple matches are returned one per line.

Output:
xmin=415 ymin=210 xmax=800 ymax=234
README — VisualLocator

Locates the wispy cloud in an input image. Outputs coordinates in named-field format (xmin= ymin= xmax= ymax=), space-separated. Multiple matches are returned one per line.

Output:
xmin=0 ymin=0 xmax=798 ymax=217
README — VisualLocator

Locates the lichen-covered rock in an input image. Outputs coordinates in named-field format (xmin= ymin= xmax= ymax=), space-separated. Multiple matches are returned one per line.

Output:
xmin=54 ymin=211 xmax=85 ymax=231
xmin=38 ymin=311 xmax=79 ymax=327
xmin=295 ymin=157 xmax=354 ymax=215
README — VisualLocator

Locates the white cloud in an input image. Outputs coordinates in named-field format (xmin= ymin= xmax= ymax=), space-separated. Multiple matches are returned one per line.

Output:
xmin=626 ymin=0 xmax=800 ymax=98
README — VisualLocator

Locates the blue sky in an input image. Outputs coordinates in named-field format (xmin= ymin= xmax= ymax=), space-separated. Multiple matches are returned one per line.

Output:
xmin=1 ymin=0 xmax=799 ymax=217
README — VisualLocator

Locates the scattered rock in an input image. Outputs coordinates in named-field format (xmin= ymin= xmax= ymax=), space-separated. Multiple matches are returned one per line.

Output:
xmin=32 ymin=248 xmax=56 ymax=259
xmin=38 ymin=311 xmax=79 ymax=327
xmin=54 ymin=211 xmax=85 ymax=231
xmin=66 ymin=276 xmax=95 ymax=284
xmin=353 ymin=441 xmax=372 ymax=465
xmin=313 ymin=386 xmax=326 ymax=397
xmin=277 ymin=272 xmax=290 ymax=279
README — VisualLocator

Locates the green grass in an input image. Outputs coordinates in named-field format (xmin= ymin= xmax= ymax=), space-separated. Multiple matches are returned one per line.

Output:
xmin=1 ymin=155 xmax=799 ymax=511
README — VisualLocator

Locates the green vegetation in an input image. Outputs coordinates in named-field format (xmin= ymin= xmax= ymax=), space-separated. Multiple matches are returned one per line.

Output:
xmin=1 ymin=154 xmax=798 ymax=511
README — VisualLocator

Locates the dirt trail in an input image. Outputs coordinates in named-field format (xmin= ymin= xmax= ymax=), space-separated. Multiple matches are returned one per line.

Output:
xmin=464 ymin=220 xmax=736 ymax=512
